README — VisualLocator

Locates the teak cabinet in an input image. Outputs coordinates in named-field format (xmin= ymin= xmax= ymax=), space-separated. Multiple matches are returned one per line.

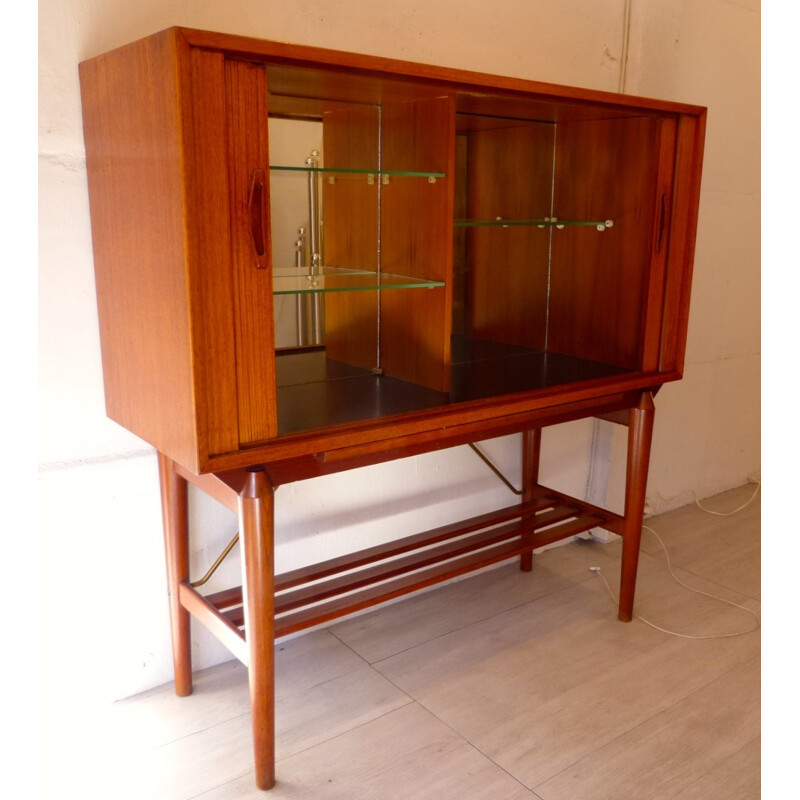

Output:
xmin=80 ymin=27 xmax=705 ymax=790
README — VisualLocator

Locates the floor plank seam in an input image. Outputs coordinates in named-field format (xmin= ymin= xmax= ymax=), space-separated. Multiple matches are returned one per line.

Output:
xmin=150 ymin=709 xmax=253 ymax=753
xmin=322 ymin=545 xmax=617 ymax=667
xmin=408 ymin=694 xmax=543 ymax=798
xmin=188 ymin=768 xmax=255 ymax=800
xmin=272 ymin=697 xmax=417 ymax=765
xmin=357 ymin=582 xmax=593 ymax=669
xmin=347 ymin=650 xmax=542 ymax=795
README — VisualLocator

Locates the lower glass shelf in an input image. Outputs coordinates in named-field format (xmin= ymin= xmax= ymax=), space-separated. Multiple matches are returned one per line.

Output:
xmin=273 ymin=266 xmax=445 ymax=295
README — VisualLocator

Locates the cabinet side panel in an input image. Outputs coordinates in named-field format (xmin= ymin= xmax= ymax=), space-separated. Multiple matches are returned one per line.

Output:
xmin=464 ymin=123 xmax=554 ymax=350
xmin=225 ymin=60 xmax=279 ymax=444
xmin=379 ymin=96 xmax=456 ymax=392
xmin=186 ymin=47 xmax=240 ymax=459
xmin=79 ymin=32 xmax=199 ymax=470
xmin=549 ymin=116 xmax=660 ymax=370
xmin=323 ymin=104 xmax=380 ymax=371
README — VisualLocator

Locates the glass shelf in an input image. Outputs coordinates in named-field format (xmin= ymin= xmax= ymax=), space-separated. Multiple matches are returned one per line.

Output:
xmin=273 ymin=266 xmax=445 ymax=295
xmin=455 ymin=218 xmax=614 ymax=231
xmin=270 ymin=165 xmax=445 ymax=181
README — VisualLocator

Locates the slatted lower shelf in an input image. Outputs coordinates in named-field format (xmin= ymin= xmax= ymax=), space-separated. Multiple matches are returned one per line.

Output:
xmin=181 ymin=490 xmax=620 ymax=652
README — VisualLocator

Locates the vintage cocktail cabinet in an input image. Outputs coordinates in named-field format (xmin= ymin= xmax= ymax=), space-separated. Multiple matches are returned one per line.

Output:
xmin=79 ymin=27 xmax=705 ymax=789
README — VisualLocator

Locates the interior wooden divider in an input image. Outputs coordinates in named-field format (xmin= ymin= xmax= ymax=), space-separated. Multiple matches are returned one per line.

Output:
xmin=322 ymin=104 xmax=380 ymax=371
xmin=379 ymin=95 xmax=456 ymax=392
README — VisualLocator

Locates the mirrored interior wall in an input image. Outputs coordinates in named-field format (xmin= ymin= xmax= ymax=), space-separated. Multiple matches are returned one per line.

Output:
xmin=269 ymin=118 xmax=324 ymax=349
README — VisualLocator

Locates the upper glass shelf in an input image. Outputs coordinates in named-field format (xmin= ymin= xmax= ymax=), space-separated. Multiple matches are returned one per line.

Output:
xmin=270 ymin=165 xmax=445 ymax=181
xmin=455 ymin=217 xmax=614 ymax=231
xmin=273 ymin=266 xmax=445 ymax=295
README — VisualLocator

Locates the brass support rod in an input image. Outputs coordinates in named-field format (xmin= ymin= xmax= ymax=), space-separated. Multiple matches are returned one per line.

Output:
xmin=468 ymin=443 xmax=524 ymax=496
xmin=191 ymin=532 xmax=240 ymax=588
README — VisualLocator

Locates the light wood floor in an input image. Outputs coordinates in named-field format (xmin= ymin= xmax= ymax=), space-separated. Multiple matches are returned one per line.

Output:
xmin=56 ymin=484 xmax=760 ymax=799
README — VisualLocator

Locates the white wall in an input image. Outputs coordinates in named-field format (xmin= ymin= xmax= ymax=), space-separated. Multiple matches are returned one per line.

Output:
xmin=606 ymin=0 xmax=761 ymax=514
xmin=38 ymin=0 xmax=760 ymax=704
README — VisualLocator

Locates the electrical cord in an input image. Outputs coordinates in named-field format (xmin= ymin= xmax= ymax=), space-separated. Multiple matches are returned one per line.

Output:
xmin=589 ymin=481 xmax=761 ymax=639
xmin=647 ymin=476 xmax=761 ymax=517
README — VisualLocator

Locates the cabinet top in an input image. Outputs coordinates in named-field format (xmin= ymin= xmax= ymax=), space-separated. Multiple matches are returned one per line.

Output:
xmin=82 ymin=26 xmax=707 ymax=123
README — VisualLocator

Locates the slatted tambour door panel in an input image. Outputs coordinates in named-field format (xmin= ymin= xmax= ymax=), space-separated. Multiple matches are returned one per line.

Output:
xmin=186 ymin=46 xmax=240 ymax=460
xmin=463 ymin=122 xmax=555 ymax=351
xmin=323 ymin=104 xmax=381 ymax=372
xmin=79 ymin=30 xmax=200 ymax=471
xmin=638 ymin=117 xmax=678 ymax=373
xmin=658 ymin=113 xmax=707 ymax=374
xmin=379 ymin=96 xmax=456 ymax=392
xmin=225 ymin=59 xmax=279 ymax=445
xmin=549 ymin=116 xmax=661 ymax=370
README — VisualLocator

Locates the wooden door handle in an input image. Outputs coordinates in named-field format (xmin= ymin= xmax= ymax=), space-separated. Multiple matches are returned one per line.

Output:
xmin=248 ymin=168 xmax=269 ymax=269
xmin=656 ymin=192 xmax=667 ymax=253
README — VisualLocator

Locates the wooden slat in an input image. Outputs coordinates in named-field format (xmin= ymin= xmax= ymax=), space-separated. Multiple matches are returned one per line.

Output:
xmin=207 ymin=499 xmax=607 ymax=635
xmin=275 ymin=496 xmax=562 ymax=590
xmin=274 ymin=511 xmax=577 ymax=615
xmin=203 ymin=585 xmax=244 ymax=610
xmin=638 ymin=117 xmax=678 ymax=372
xmin=532 ymin=483 xmax=625 ymax=535
xmin=178 ymin=581 xmax=249 ymax=665
xmin=658 ymin=113 xmax=707 ymax=374
xmin=225 ymin=58 xmax=278 ymax=445
xmin=272 ymin=513 xmax=605 ymax=637
xmin=185 ymin=45 xmax=240 ymax=459
xmin=222 ymin=606 xmax=245 ymax=629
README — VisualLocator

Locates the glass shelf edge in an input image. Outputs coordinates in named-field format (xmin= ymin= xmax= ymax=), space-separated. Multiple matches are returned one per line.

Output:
xmin=455 ymin=218 xmax=613 ymax=228
xmin=273 ymin=267 xmax=445 ymax=295
xmin=270 ymin=165 xmax=445 ymax=178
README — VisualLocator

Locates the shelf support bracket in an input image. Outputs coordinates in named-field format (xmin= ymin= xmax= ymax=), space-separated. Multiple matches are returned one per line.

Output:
xmin=468 ymin=442 xmax=524 ymax=496
xmin=191 ymin=531 xmax=241 ymax=589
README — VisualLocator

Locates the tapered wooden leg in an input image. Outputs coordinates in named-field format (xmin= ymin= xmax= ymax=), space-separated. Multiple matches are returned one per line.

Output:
xmin=618 ymin=392 xmax=655 ymax=622
xmin=239 ymin=468 xmax=276 ymax=791
xmin=520 ymin=428 xmax=542 ymax=572
xmin=157 ymin=452 xmax=193 ymax=696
